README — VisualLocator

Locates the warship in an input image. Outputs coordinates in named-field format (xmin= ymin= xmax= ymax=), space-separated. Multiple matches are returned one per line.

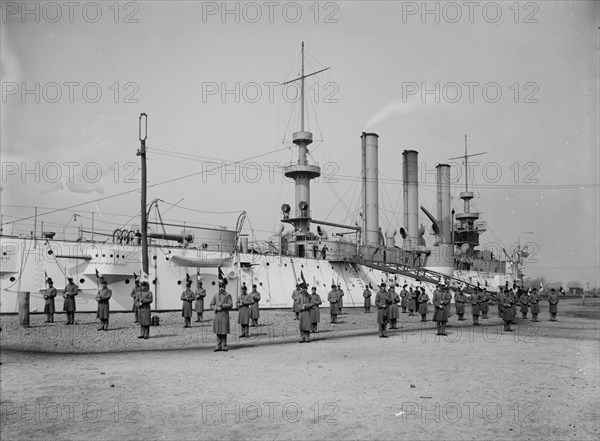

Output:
xmin=0 ymin=44 xmax=524 ymax=314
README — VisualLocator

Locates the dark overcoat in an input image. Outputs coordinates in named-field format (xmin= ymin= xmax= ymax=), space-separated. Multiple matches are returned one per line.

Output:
xmin=548 ymin=292 xmax=559 ymax=313
xmin=211 ymin=291 xmax=233 ymax=334
xmin=62 ymin=283 xmax=78 ymax=312
xmin=389 ymin=291 xmax=400 ymax=319
xmin=237 ymin=292 xmax=253 ymax=325
xmin=363 ymin=289 xmax=372 ymax=308
xmin=195 ymin=287 xmax=206 ymax=313
xmin=418 ymin=293 xmax=429 ymax=315
xmin=311 ymin=293 xmax=322 ymax=323
xmin=328 ymin=290 xmax=339 ymax=315
xmin=96 ymin=287 xmax=112 ymax=319
xmin=250 ymin=290 xmax=261 ymax=319
xmin=298 ymin=291 xmax=314 ymax=331
xmin=138 ymin=289 xmax=153 ymax=326
xmin=44 ymin=286 xmax=57 ymax=314
xmin=181 ymin=289 xmax=195 ymax=317
xmin=375 ymin=290 xmax=390 ymax=324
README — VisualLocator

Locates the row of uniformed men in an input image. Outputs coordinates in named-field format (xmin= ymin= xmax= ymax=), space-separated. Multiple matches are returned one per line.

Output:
xmin=43 ymin=277 xmax=112 ymax=330
xmin=41 ymin=278 xmax=561 ymax=347
xmin=364 ymin=282 xmax=448 ymax=337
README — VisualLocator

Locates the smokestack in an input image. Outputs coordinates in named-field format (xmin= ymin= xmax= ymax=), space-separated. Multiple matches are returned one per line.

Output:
xmin=402 ymin=150 xmax=419 ymax=250
xmin=436 ymin=164 xmax=451 ymax=244
xmin=361 ymin=133 xmax=380 ymax=247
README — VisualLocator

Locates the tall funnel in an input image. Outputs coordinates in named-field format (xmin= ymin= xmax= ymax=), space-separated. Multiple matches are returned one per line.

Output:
xmin=402 ymin=150 xmax=419 ymax=250
xmin=361 ymin=133 xmax=380 ymax=247
xmin=436 ymin=164 xmax=451 ymax=244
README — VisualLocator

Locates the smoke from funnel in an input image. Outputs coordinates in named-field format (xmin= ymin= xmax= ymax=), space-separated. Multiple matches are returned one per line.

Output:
xmin=365 ymin=101 xmax=414 ymax=130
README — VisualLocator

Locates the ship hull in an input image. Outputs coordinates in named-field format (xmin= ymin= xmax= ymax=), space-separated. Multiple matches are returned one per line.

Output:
xmin=1 ymin=237 xmax=516 ymax=313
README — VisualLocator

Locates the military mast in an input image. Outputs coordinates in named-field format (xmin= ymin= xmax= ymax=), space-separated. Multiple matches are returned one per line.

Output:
xmin=449 ymin=134 xmax=487 ymax=267
xmin=280 ymin=42 xmax=328 ymax=257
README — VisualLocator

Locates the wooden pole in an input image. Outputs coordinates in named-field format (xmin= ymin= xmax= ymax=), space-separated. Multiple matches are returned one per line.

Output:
xmin=18 ymin=291 xmax=30 ymax=327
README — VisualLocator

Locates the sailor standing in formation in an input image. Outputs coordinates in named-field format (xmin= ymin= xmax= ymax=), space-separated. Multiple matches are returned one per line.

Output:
xmin=310 ymin=286 xmax=322 ymax=333
xmin=62 ymin=277 xmax=78 ymax=325
xmin=363 ymin=285 xmax=372 ymax=313
xmin=375 ymin=283 xmax=390 ymax=338
xmin=337 ymin=285 xmax=344 ymax=314
xmin=130 ymin=279 xmax=142 ymax=323
xmin=44 ymin=278 xmax=57 ymax=323
xmin=181 ymin=280 xmax=195 ymax=328
xmin=249 ymin=284 xmax=261 ymax=327
xmin=433 ymin=285 xmax=451 ymax=335
xmin=511 ymin=287 xmax=518 ymax=320
xmin=328 ymin=284 xmax=340 ymax=324
xmin=519 ymin=289 xmax=530 ymax=319
xmin=137 ymin=281 xmax=153 ymax=339
xmin=292 ymin=284 xmax=301 ymax=320
xmin=498 ymin=288 xmax=515 ymax=332
xmin=237 ymin=285 xmax=253 ymax=338
xmin=388 ymin=285 xmax=400 ymax=329
xmin=96 ymin=279 xmax=112 ymax=331
xmin=529 ymin=288 xmax=540 ymax=322
xmin=418 ymin=287 xmax=429 ymax=322
xmin=195 ymin=281 xmax=206 ymax=322
xmin=470 ymin=288 xmax=481 ymax=326
xmin=480 ymin=289 xmax=489 ymax=319
xmin=298 ymin=285 xmax=314 ymax=342
xmin=454 ymin=287 xmax=467 ymax=321
xmin=210 ymin=281 xmax=233 ymax=351
xmin=547 ymin=288 xmax=559 ymax=321
xmin=400 ymin=285 xmax=408 ymax=313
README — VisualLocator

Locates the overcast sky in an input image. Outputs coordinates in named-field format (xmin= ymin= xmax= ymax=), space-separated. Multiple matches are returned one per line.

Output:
xmin=1 ymin=1 xmax=598 ymax=287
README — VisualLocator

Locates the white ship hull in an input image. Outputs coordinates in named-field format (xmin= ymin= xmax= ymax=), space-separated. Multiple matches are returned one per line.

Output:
xmin=1 ymin=237 xmax=516 ymax=313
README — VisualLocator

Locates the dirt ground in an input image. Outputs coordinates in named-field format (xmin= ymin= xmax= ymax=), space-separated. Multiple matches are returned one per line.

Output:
xmin=1 ymin=298 xmax=599 ymax=440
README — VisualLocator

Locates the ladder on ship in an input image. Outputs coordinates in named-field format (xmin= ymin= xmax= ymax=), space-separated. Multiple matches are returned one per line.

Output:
xmin=353 ymin=258 xmax=480 ymax=290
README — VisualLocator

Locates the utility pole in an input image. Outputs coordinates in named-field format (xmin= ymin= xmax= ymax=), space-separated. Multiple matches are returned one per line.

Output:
xmin=137 ymin=113 xmax=148 ymax=276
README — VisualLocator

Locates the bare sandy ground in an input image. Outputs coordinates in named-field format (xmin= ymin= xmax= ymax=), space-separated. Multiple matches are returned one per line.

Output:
xmin=1 ymin=299 xmax=599 ymax=440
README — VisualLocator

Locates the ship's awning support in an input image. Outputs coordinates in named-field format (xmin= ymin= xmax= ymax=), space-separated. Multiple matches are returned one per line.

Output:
xmin=355 ymin=258 xmax=481 ymax=289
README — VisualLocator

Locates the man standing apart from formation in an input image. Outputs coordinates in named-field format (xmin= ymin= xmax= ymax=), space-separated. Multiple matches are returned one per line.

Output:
xmin=44 ymin=278 xmax=57 ymax=323
xmin=310 ymin=286 xmax=322 ymax=333
xmin=547 ymin=288 xmax=559 ymax=321
xmin=195 ymin=281 xmax=206 ymax=322
xmin=210 ymin=281 xmax=233 ymax=351
xmin=63 ymin=277 xmax=78 ymax=325
xmin=363 ymin=285 xmax=372 ymax=313
xmin=131 ymin=279 xmax=142 ymax=323
xmin=96 ymin=279 xmax=112 ymax=331
xmin=328 ymin=284 xmax=339 ymax=324
xmin=375 ymin=283 xmax=390 ymax=338
xmin=137 ymin=281 xmax=153 ymax=339
xmin=181 ymin=280 xmax=194 ymax=328
xmin=250 ymin=284 xmax=261 ymax=327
